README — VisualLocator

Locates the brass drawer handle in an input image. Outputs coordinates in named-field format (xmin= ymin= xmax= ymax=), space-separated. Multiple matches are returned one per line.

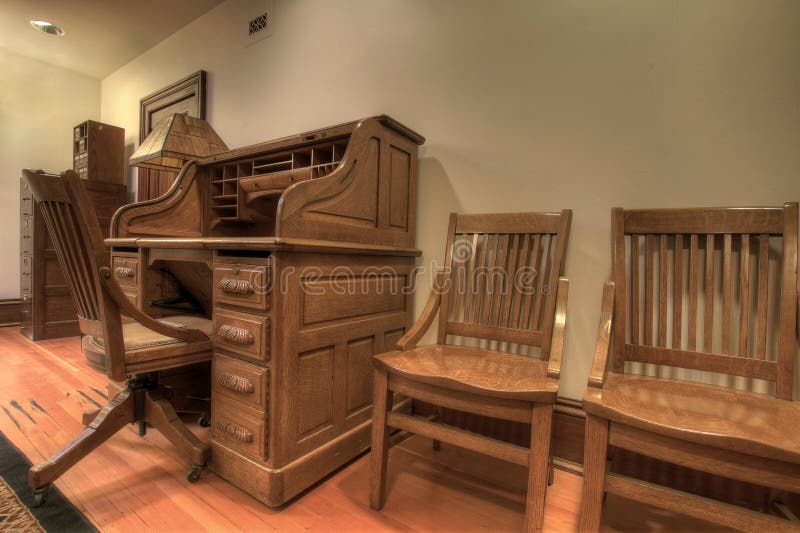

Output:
xmin=215 ymin=421 xmax=253 ymax=443
xmin=218 ymin=278 xmax=253 ymax=295
xmin=217 ymin=324 xmax=254 ymax=345
xmin=115 ymin=266 xmax=135 ymax=278
xmin=218 ymin=372 xmax=254 ymax=394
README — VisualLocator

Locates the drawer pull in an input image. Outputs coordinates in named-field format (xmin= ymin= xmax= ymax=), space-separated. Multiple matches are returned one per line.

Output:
xmin=218 ymin=372 xmax=254 ymax=394
xmin=115 ymin=266 xmax=135 ymax=278
xmin=216 ymin=421 xmax=253 ymax=443
xmin=218 ymin=278 xmax=253 ymax=295
xmin=217 ymin=324 xmax=254 ymax=345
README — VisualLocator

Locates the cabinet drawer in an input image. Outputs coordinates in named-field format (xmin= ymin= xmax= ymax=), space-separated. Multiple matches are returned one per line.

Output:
xmin=20 ymin=256 xmax=32 ymax=292
xmin=213 ymin=308 xmax=270 ymax=362
xmin=20 ymin=219 xmax=33 ymax=256
xmin=211 ymin=396 xmax=266 ymax=460
xmin=20 ymin=195 xmax=32 ymax=217
xmin=111 ymin=256 xmax=138 ymax=288
xmin=213 ymin=353 xmax=268 ymax=411
xmin=21 ymin=216 xmax=33 ymax=244
xmin=213 ymin=263 xmax=270 ymax=310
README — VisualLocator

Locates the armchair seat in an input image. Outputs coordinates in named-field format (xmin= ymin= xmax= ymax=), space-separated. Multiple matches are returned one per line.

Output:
xmin=375 ymin=345 xmax=558 ymax=402
xmin=583 ymin=373 xmax=800 ymax=464
xmin=82 ymin=315 xmax=213 ymax=374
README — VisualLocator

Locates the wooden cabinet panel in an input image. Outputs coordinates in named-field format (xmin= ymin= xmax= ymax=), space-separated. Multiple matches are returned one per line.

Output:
xmin=345 ymin=336 xmax=375 ymax=415
xmin=296 ymin=346 xmax=335 ymax=439
xmin=301 ymin=275 xmax=407 ymax=326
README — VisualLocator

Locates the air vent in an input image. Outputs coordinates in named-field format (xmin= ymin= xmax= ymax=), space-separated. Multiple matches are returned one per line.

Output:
xmin=249 ymin=13 xmax=268 ymax=36
xmin=242 ymin=0 xmax=274 ymax=47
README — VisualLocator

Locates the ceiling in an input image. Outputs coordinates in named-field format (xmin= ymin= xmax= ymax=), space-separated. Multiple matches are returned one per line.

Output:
xmin=0 ymin=0 xmax=224 ymax=79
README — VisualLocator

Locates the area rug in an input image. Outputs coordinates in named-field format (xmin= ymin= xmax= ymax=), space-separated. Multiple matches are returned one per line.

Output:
xmin=0 ymin=432 xmax=97 ymax=533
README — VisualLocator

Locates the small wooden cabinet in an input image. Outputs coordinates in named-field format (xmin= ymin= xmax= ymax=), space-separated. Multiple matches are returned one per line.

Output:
xmin=20 ymin=179 xmax=126 ymax=340
xmin=73 ymin=120 xmax=125 ymax=183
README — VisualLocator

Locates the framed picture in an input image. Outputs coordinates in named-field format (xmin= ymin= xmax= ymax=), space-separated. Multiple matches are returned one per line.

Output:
xmin=137 ymin=70 xmax=206 ymax=200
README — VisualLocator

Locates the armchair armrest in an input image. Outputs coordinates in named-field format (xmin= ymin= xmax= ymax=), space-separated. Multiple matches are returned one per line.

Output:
xmin=547 ymin=277 xmax=569 ymax=380
xmin=396 ymin=270 xmax=445 ymax=352
xmin=587 ymin=281 xmax=615 ymax=389
xmin=98 ymin=266 xmax=209 ymax=344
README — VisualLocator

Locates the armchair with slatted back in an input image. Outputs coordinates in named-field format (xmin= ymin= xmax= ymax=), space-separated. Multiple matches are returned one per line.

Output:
xmin=580 ymin=204 xmax=800 ymax=532
xmin=22 ymin=169 xmax=214 ymax=506
xmin=370 ymin=210 xmax=572 ymax=533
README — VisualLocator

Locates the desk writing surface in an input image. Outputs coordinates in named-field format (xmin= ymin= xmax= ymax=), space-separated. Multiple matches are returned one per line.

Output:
xmin=106 ymin=236 xmax=421 ymax=256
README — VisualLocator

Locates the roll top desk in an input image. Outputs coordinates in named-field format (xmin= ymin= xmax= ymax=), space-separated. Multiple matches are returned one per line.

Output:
xmin=107 ymin=116 xmax=424 ymax=505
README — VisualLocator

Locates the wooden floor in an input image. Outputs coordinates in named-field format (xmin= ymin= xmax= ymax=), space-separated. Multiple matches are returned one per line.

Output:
xmin=0 ymin=326 xmax=732 ymax=532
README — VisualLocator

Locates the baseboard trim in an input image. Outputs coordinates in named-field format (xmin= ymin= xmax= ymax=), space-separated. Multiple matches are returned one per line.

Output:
xmin=0 ymin=299 xmax=22 ymax=327
xmin=553 ymin=396 xmax=585 ymax=466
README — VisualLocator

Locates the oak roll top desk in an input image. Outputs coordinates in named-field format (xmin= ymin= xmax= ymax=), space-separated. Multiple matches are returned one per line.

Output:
xmin=106 ymin=116 xmax=424 ymax=506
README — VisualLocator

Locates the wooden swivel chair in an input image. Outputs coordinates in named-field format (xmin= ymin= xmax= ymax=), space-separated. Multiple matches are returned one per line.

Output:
xmin=22 ymin=169 xmax=213 ymax=505
xmin=581 ymin=205 xmax=800 ymax=532
xmin=370 ymin=210 xmax=572 ymax=533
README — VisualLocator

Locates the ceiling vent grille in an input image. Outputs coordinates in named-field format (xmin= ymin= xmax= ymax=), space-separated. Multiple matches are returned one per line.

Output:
xmin=249 ymin=13 xmax=268 ymax=36
xmin=242 ymin=0 xmax=274 ymax=47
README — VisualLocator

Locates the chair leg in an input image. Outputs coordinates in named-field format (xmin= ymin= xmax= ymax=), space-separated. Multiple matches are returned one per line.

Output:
xmin=29 ymin=389 xmax=134 ymax=492
xmin=524 ymin=402 xmax=553 ymax=533
xmin=144 ymin=389 xmax=210 ymax=472
xmin=547 ymin=429 xmax=555 ymax=486
xmin=369 ymin=368 xmax=393 ymax=510
xmin=579 ymin=414 xmax=609 ymax=533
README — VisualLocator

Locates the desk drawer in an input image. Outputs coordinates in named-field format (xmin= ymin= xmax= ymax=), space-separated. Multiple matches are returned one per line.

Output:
xmin=213 ymin=263 xmax=270 ymax=310
xmin=211 ymin=396 xmax=266 ymax=460
xmin=111 ymin=256 xmax=138 ymax=288
xmin=214 ymin=308 xmax=270 ymax=362
xmin=213 ymin=353 xmax=268 ymax=411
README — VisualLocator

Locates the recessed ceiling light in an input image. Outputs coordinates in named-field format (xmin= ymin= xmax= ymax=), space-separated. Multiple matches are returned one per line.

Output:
xmin=30 ymin=20 xmax=65 ymax=36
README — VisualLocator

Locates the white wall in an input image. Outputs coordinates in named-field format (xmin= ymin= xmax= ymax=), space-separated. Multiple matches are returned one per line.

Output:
xmin=0 ymin=47 xmax=100 ymax=299
xmin=101 ymin=0 xmax=800 ymax=399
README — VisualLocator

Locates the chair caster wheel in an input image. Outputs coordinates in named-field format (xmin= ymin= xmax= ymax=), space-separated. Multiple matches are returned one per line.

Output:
xmin=32 ymin=486 xmax=50 ymax=507
xmin=187 ymin=465 xmax=204 ymax=483
xmin=198 ymin=414 xmax=210 ymax=427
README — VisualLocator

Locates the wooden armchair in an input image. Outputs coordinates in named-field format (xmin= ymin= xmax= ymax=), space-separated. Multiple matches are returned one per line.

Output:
xmin=22 ymin=169 xmax=213 ymax=505
xmin=370 ymin=210 xmax=572 ymax=533
xmin=580 ymin=205 xmax=800 ymax=532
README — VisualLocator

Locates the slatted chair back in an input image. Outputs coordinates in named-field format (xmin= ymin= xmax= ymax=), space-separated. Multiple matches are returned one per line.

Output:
xmin=22 ymin=169 xmax=125 ymax=379
xmin=610 ymin=204 xmax=799 ymax=399
xmin=437 ymin=210 xmax=572 ymax=359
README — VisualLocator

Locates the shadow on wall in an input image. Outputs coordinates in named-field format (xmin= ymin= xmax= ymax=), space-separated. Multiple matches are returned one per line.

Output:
xmin=413 ymin=155 xmax=460 ymax=347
